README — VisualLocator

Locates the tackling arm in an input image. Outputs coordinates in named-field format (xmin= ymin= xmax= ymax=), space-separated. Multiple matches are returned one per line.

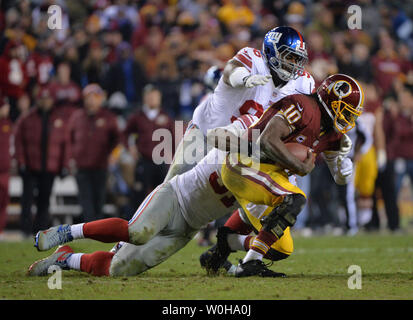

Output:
xmin=223 ymin=59 xmax=271 ymax=88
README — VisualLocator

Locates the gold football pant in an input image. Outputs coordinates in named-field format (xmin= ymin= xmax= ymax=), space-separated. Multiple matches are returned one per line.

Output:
xmin=221 ymin=153 xmax=306 ymax=257
xmin=354 ymin=146 xmax=378 ymax=197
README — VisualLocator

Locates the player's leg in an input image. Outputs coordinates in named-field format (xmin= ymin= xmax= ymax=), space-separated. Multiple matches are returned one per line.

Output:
xmin=163 ymin=121 xmax=207 ymax=182
xmin=199 ymin=208 xmax=254 ymax=274
xmin=29 ymin=186 xmax=197 ymax=277
xmin=34 ymin=183 xmax=173 ymax=251
xmin=221 ymin=154 xmax=305 ymax=277
xmin=355 ymin=147 xmax=378 ymax=227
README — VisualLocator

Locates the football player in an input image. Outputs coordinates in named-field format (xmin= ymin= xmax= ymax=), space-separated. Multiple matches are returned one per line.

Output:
xmin=163 ymin=25 xmax=314 ymax=181
xmin=27 ymin=74 xmax=362 ymax=278
xmin=201 ymin=73 xmax=364 ymax=277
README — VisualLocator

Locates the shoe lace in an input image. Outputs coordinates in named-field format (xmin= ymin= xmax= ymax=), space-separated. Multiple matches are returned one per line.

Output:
xmin=50 ymin=225 xmax=72 ymax=245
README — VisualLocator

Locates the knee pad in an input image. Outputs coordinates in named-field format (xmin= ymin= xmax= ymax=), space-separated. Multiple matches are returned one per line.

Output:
xmin=260 ymin=193 xmax=306 ymax=239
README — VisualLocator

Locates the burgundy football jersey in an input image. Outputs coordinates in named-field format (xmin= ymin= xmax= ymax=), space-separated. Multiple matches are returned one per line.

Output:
xmin=247 ymin=94 xmax=343 ymax=156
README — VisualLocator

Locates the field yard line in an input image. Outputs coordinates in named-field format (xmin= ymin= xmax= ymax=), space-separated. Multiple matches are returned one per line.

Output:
xmin=294 ymin=247 xmax=413 ymax=254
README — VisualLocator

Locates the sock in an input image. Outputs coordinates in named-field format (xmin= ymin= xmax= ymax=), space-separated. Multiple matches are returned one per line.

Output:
xmin=66 ymin=253 xmax=83 ymax=270
xmin=243 ymin=235 xmax=254 ymax=251
xmin=227 ymin=234 xmax=248 ymax=251
xmin=83 ymin=218 xmax=129 ymax=243
xmin=243 ymin=249 xmax=264 ymax=263
xmin=224 ymin=209 xmax=254 ymax=235
xmin=243 ymin=230 xmax=277 ymax=263
xmin=80 ymin=251 xmax=115 ymax=276
xmin=70 ymin=223 xmax=84 ymax=240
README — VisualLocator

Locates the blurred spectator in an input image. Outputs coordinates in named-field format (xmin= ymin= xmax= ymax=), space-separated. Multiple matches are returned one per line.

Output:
xmin=371 ymin=31 xmax=403 ymax=97
xmin=336 ymin=118 xmax=372 ymax=236
xmin=354 ymin=83 xmax=386 ymax=227
xmin=0 ymin=40 xmax=28 ymax=121
xmin=14 ymin=86 xmax=67 ymax=236
xmin=123 ymin=84 xmax=175 ymax=208
xmin=367 ymin=96 xmax=401 ymax=232
xmin=48 ymin=61 xmax=81 ymax=110
xmin=103 ymin=41 xmax=147 ymax=108
xmin=66 ymin=84 xmax=120 ymax=222
xmin=82 ymin=40 xmax=108 ymax=87
xmin=393 ymin=88 xmax=413 ymax=197
xmin=0 ymin=96 xmax=11 ymax=236
xmin=25 ymin=36 xmax=54 ymax=88
xmin=217 ymin=0 xmax=255 ymax=29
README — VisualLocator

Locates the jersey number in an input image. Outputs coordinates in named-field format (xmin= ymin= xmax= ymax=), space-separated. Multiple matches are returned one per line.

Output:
xmin=231 ymin=100 xmax=263 ymax=122
xmin=283 ymin=104 xmax=302 ymax=125
xmin=209 ymin=172 xmax=236 ymax=208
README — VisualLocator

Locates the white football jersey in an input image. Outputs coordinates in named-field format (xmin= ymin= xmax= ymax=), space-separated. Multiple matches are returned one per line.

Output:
xmin=192 ymin=47 xmax=315 ymax=135
xmin=169 ymin=147 xmax=238 ymax=229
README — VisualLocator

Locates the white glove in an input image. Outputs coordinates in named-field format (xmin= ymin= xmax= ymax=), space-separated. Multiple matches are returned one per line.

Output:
xmin=339 ymin=134 xmax=352 ymax=157
xmin=337 ymin=156 xmax=353 ymax=179
xmin=243 ymin=74 xmax=272 ymax=88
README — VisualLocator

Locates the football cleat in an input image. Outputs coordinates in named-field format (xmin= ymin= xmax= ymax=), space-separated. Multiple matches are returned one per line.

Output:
xmin=110 ymin=241 xmax=125 ymax=253
xmin=28 ymin=245 xmax=73 ymax=276
xmin=35 ymin=224 xmax=73 ymax=251
xmin=234 ymin=259 xmax=287 ymax=278
xmin=199 ymin=226 xmax=235 ymax=275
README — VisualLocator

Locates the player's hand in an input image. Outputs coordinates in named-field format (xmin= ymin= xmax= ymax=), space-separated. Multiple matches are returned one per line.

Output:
xmin=297 ymin=150 xmax=315 ymax=176
xmin=243 ymin=74 xmax=272 ymax=88
xmin=339 ymin=134 xmax=352 ymax=157
xmin=337 ymin=156 xmax=353 ymax=179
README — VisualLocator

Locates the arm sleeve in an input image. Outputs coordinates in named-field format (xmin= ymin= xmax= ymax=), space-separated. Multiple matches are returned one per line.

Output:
xmin=232 ymin=48 xmax=253 ymax=71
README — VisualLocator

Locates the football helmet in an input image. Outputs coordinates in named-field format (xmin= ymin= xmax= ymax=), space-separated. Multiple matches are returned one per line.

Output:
xmin=317 ymin=74 xmax=364 ymax=134
xmin=262 ymin=26 xmax=308 ymax=81
xmin=204 ymin=65 xmax=222 ymax=90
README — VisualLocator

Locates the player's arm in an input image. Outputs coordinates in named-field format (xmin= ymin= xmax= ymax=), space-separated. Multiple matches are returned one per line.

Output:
xmin=258 ymin=116 xmax=315 ymax=176
xmin=223 ymin=58 xmax=271 ymax=88
xmin=206 ymin=114 xmax=258 ymax=153
xmin=322 ymin=134 xmax=353 ymax=185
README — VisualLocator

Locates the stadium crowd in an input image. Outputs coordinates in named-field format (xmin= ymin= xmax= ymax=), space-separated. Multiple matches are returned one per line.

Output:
xmin=0 ymin=0 xmax=412 ymax=240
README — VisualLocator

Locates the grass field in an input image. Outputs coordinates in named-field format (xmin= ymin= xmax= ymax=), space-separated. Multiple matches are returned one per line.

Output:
xmin=0 ymin=233 xmax=412 ymax=300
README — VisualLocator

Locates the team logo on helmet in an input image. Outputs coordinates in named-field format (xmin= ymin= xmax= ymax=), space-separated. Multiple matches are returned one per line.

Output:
xmin=332 ymin=81 xmax=352 ymax=98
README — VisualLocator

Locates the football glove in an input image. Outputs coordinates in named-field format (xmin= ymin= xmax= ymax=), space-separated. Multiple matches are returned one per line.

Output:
xmin=243 ymin=74 xmax=272 ymax=88
xmin=337 ymin=156 xmax=353 ymax=179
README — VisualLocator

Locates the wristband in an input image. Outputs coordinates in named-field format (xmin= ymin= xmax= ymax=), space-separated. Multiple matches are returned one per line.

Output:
xmin=228 ymin=67 xmax=250 ymax=87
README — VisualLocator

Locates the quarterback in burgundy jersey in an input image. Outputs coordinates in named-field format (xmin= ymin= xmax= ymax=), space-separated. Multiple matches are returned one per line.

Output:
xmin=201 ymin=73 xmax=364 ymax=277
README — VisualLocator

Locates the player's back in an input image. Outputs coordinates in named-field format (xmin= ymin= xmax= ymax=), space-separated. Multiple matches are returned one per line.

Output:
xmin=169 ymin=148 xmax=240 ymax=229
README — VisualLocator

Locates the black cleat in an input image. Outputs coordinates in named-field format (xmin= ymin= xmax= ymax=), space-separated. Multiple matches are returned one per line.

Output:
xmin=234 ymin=259 xmax=287 ymax=278
xmin=199 ymin=226 xmax=235 ymax=275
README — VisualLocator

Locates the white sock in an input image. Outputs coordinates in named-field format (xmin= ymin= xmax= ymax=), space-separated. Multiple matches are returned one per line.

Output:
xmin=242 ymin=249 xmax=264 ymax=263
xmin=70 ymin=223 xmax=85 ymax=240
xmin=227 ymin=234 xmax=248 ymax=251
xmin=66 ymin=253 xmax=83 ymax=270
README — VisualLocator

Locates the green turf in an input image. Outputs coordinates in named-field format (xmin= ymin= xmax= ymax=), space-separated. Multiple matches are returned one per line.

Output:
xmin=0 ymin=233 xmax=412 ymax=300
